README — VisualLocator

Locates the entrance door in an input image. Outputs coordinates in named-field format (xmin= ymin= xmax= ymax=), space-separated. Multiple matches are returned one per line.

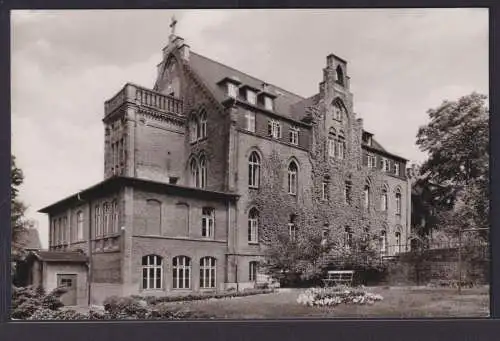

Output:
xmin=57 ymin=274 xmax=77 ymax=306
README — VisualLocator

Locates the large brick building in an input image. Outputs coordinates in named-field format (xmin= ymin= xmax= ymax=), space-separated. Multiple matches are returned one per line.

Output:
xmin=38 ymin=31 xmax=411 ymax=304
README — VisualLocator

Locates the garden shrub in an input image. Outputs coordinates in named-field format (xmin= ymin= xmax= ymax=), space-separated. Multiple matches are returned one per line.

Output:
xmin=11 ymin=285 xmax=66 ymax=319
xmin=297 ymin=286 xmax=383 ymax=307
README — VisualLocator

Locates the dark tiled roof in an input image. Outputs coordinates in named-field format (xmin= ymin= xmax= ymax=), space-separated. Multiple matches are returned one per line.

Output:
xmin=33 ymin=251 xmax=88 ymax=263
xmin=370 ymin=138 xmax=387 ymax=153
xmin=189 ymin=51 xmax=306 ymax=120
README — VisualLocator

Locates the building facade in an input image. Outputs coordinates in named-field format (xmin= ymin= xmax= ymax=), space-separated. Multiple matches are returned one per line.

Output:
xmin=39 ymin=33 xmax=411 ymax=304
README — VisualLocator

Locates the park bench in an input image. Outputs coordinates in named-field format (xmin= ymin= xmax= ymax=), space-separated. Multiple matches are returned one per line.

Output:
xmin=322 ymin=270 xmax=355 ymax=287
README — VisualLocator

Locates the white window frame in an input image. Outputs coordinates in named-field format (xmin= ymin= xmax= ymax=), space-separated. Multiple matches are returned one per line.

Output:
xmin=172 ymin=256 xmax=191 ymax=289
xmin=142 ymin=255 xmax=163 ymax=290
xmin=245 ymin=111 xmax=256 ymax=133
xmin=396 ymin=192 xmax=402 ymax=215
xmin=368 ymin=154 xmax=376 ymax=168
xmin=289 ymin=126 xmax=299 ymax=145
xmin=381 ymin=188 xmax=388 ymax=211
xmin=268 ymin=120 xmax=281 ymax=139
xmin=103 ymin=202 xmax=110 ymax=236
xmin=380 ymin=231 xmax=387 ymax=253
xmin=264 ymin=96 xmax=273 ymax=111
xmin=76 ymin=211 xmax=84 ymax=241
xmin=201 ymin=207 xmax=215 ymax=238
xmin=227 ymin=82 xmax=238 ymax=98
xmin=112 ymin=200 xmax=119 ymax=234
xmin=394 ymin=163 xmax=400 ymax=176
xmin=199 ymin=257 xmax=216 ymax=289
xmin=247 ymin=89 xmax=257 ymax=105
xmin=382 ymin=158 xmax=390 ymax=172
xmin=288 ymin=222 xmax=297 ymax=241
xmin=248 ymin=152 xmax=260 ymax=189
xmin=248 ymin=208 xmax=259 ymax=243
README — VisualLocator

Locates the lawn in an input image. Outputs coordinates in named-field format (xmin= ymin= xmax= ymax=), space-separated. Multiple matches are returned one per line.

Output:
xmin=161 ymin=286 xmax=489 ymax=319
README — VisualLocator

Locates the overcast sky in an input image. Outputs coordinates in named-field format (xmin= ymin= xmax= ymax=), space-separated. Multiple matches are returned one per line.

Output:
xmin=11 ymin=9 xmax=488 ymax=248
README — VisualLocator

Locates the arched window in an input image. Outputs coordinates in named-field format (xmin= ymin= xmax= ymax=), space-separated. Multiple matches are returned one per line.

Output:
xmin=190 ymin=158 xmax=199 ymax=188
xmin=395 ymin=190 xmax=402 ymax=216
xmin=344 ymin=227 xmax=353 ymax=249
xmin=336 ymin=65 xmax=344 ymax=86
xmin=190 ymin=117 xmax=198 ymax=143
xmin=288 ymin=214 xmax=297 ymax=241
xmin=142 ymin=255 xmax=163 ymax=290
xmin=288 ymin=161 xmax=298 ymax=195
xmin=380 ymin=230 xmax=387 ymax=254
xmin=248 ymin=151 xmax=260 ymax=189
xmin=337 ymin=134 xmax=346 ymax=159
xmin=248 ymin=208 xmax=259 ymax=243
xmin=381 ymin=186 xmax=388 ymax=211
xmin=328 ymin=128 xmax=336 ymax=157
xmin=249 ymin=261 xmax=258 ymax=281
xmin=172 ymin=256 xmax=191 ymax=289
xmin=364 ymin=185 xmax=370 ymax=210
xmin=395 ymin=230 xmax=402 ymax=253
xmin=76 ymin=211 xmax=84 ymax=241
xmin=199 ymin=156 xmax=207 ymax=189
xmin=333 ymin=101 xmax=344 ymax=122
xmin=199 ymin=257 xmax=216 ymax=289
xmin=199 ymin=110 xmax=207 ymax=139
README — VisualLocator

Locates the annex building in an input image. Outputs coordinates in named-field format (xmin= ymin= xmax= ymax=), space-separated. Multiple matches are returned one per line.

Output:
xmin=35 ymin=29 xmax=411 ymax=305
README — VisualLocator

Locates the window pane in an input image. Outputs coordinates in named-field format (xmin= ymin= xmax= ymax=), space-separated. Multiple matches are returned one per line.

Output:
xmin=143 ymin=268 xmax=148 ymax=289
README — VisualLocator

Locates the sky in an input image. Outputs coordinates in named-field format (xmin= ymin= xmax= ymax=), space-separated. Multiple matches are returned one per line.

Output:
xmin=11 ymin=9 xmax=489 ymax=248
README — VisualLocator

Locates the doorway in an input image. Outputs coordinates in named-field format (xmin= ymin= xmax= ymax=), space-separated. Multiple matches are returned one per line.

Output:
xmin=57 ymin=274 xmax=77 ymax=306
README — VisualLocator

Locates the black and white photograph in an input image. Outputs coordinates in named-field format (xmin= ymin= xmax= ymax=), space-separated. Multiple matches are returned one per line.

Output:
xmin=10 ymin=8 xmax=489 ymax=320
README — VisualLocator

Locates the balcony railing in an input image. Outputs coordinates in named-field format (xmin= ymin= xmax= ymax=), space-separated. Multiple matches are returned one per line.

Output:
xmin=104 ymin=83 xmax=183 ymax=117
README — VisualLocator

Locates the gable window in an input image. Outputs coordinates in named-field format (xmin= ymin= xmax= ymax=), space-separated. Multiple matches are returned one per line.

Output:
xmin=248 ymin=151 xmax=261 ymax=189
xmin=142 ymin=255 xmax=163 ymax=290
xmin=381 ymin=186 xmax=388 ymax=211
xmin=264 ymin=96 xmax=274 ymax=111
xmin=249 ymin=261 xmax=258 ymax=281
xmin=288 ymin=214 xmax=297 ymax=241
xmin=199 ymin=257 xmax=216 ymax=289
xmin=190 ymin=158 xmax=200 ymax=188
xmin=287 ymin=161 xmax=298 ymax=195
xmin=268 ymin=120 xmax=281 ymax=139
xmin=248 ymin=208 xmax=259 ymax=243
xmin=201 ymin=207 xmax=215 ymax=238
xmin=364 ymin=185 xmax=370 ymax=210
xmin=394 ymin=163 xmax=400 ymax=176
xmin=322 ymin=181 xmax=329 ymax=201
xmin=172 ymin=256 xmax=191 ymax=289
xmin=344 ymin=181 xmax=352 ymax=205
xmin=227 ymin=83 xmax=238 ymax=98
xmin=395 ymin=191 xmax=402 ymax=216
xmin=289 ymin=126 xmax=299 ymax=145
xmin=76 ymin=211 xmax=84 ymax=241
xmin=245 ymin=111 xmax=256 ymax=133
xmin=246 ymin=89 xmax=257 ymax=105
xmin=199 ymin=110 xmax=207 ymax=139
xmin=199 ymin=156 xmax=207 ymax=189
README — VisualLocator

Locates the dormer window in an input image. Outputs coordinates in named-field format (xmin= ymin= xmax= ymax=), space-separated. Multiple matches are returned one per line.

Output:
xmin=394 ymin=163 xmax=400 ymax=176
xmin=247 ymin=89 xmax=257 ymax=105
xmin=264 ymin=96 xmax=274 ymax=111
xmin=227 ymin=83 xmax=238 ymax=98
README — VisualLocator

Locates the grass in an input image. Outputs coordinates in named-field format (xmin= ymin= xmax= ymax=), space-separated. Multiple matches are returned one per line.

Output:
xmin=159 ymin=286 xmax=489 ymax=319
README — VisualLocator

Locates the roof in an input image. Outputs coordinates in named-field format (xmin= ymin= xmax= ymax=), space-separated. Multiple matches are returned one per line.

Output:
xmin=31 ymin=251 xmax=88 ymax=263
xmin=39 ymin=176 xmax=240 ymax=214
xmin=189 ymin=51 xmax=307 ymax=121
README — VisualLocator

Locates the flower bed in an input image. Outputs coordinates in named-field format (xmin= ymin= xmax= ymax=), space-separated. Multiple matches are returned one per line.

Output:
xmin=297 ymin=286 xmax=383 ymax=307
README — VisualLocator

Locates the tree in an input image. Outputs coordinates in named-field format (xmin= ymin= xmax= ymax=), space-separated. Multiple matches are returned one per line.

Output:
xmin=11 ymin=155 xmax=29 ymax=261
xmin=415 ymin=93 xmax=489 ymax=239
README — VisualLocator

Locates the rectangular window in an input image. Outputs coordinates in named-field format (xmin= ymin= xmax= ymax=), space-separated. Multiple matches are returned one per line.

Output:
xmin=247 ymin=89 xmax=257 ymax=104
xmin=201 ymin=208 xmax=215 ymax=238
xmin=368 ymin=154 xmax=376 ymax=168
xmin=289 ymin=127 xmax=299 ymax=145
xmin=394 ymin=163 xmax=400 ymax=176
xmin=264 ymin=96 xmax=273 ymax=111
xmin=227 ymin=83 xmax=238 ymax=98
xmin=322 ymin=182 xmax=328 ymax=201
xmin=382 ymin=158 xmax=390 ymax=172
xmin=77 ymin=211 xmax=84 ymax=241
xmin=245 ymin=111 xmax=256 ymax=133
xmin=249 ymin=261 xmax=257 ymax=281
xmin=288 ymin=223 xmax=297 ymax=241
xmin=344 ymin=181 xmax=352 ymax=205
xmin=268 ymin=120 xmax=281 ymax=139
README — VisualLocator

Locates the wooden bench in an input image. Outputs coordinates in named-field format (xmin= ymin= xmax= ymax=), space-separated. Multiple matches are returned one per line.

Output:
xmin=322 ymin=270 xmax=355 ymax=287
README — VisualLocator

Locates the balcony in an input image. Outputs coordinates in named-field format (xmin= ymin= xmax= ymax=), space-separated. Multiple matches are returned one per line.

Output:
xmin=104 ymin=83 xmax=183 ymax=117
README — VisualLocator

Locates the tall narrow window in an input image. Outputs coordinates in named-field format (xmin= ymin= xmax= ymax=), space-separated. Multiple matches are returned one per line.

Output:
xmin=344 ymin=227 xmax=353 ymax=249
xmin=337 ymin=135 xmax=346 ymax=159
xmin=172 ymin=256 xmax=191 ymax=289
xmin=381 ymin=158 xmax=389 ymax=172
xmin=395 ymin=191 xmax=402 ymax=216
xmin=199 ymin=156 xmax=207 ymax=189
xmin=288 ymin=214 xmax=297 ymax=241
xmin=201 ymin=207 xmax=215 ymax=238
xmin=381 ymin=186 xmax=388 ymax=211
xmin=190 ymin=158 xmax=199 ymax=188
xmin=142 ymin=255 xmax=163 ymax=290
xmin=380 ymin=230 xmax=387 ymax=254
xmin=245 ymin=111 xmax=256 ymax=132
xmin=268 ymin=120 xmax=281 ymax=139
xmin=264 ymin=96 xmax=274 ymax=111
xmin=247 ymin=89 xmax=257 ymax=104
xmin=103 ymin=202 xmax=110 ymax=236
xmin=395 ymin=231 xmax=402 ymax=253
xmin=112 ymin=200 xmax=119 ymax=233
xmin=248 ymin=152 xmax=261 ymax=189
xmin=248 ymin=208 xmax=259 ymax=243
xmin=227 ymin=83 xmax=238 ymax=98
xmin=322 ymin=181 xmax=329 ymax=201
xmin=62 ymin=217 xmax=67 ymax=244
xmin=200 ymin=257 xmax=216 ymax=289
xmin=50 ymin=220 xmax=56 ymax=247
xmin=333 ymin=101 xmax=344 ymax=122
xmin=190 ymin=118 xmax=198 ymax=143
xmin=328 ymin=128 xmax=336 ymax=157
xmin=249 ymin=261 xmax=258 ymax=281
xmin=336 ymin=65 xmax=344 ymax=86
xmin=368 ymin=154 xmax=376 ymax=168
xmin=76 ymin=211 xmax=84 ymax=241
xmin=394 ymin=162 xmax=400 ymax=176
xmin=344 ymin=181 xmax=352 ymax=205
xmin=95 ymin=205 xmax=102 ymax=237
xmin=289 ymin=126 xmax=299 ymax=145
xmin=199 ymin=110 xmax=207 ymax=139
xmin=364 ymin=185 xmax=370 ymax=210
xmin=288 ymin=161 xmax=298 ymax=195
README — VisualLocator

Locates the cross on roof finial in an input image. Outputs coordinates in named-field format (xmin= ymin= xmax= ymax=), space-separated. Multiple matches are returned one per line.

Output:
xmin=170 ymin=15 xmax=178 ymax=36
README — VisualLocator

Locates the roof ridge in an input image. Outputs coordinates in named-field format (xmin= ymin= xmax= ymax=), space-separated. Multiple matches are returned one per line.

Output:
xmin=190 ymin=51 xmax=306 ymax=101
